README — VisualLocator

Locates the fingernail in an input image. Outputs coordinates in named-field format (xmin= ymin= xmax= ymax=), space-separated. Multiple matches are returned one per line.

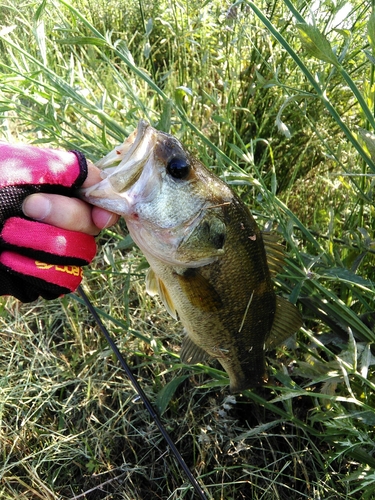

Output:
xmin=101 ymin=213 xmax=118 ymax=229
xmin=23 ymin=194 xmax=52 ymax=221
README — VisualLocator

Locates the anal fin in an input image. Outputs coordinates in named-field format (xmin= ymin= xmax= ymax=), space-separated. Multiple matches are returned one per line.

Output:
xmin=180 ymin=334 xmax=209 ymax=365
xmin=265 ymin=296 xmax=303 ymax=350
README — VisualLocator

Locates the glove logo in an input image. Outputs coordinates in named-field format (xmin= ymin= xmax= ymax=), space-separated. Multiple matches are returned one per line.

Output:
xmin=35 ymin=261 xmax=83 ymax=278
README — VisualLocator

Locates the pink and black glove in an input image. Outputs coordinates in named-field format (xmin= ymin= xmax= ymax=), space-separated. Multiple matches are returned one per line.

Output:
xmin=0 ymin=144 xmax=97 ymax=302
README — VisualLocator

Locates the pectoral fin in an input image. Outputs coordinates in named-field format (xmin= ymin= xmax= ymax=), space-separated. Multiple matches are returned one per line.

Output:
xmin=146 ymin=267 xmax=178 ymax=319
xmin=265 ymin=296 xmax=303 ymax=350
xmin=176 ymin=268 xmax=222 ymax=312
xmin=145 ymin=267 xmax=158 ymax=295
xmin=180 ymin=335 xmax=209 ymax=364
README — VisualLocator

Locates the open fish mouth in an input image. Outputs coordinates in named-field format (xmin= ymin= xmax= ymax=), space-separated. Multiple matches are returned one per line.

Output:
xmin=79 ymin=120 xmax=156 ymax=214
xmin=95 ymin=120 xmax=150 ymax=170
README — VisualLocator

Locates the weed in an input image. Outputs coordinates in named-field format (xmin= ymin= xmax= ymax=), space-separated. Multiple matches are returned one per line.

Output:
xmin=0 ymin=0 xmax=375 ymax=498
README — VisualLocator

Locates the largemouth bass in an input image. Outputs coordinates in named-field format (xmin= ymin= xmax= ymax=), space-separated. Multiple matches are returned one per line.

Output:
xmin=81 ymin=121 xmax=302 ymax=393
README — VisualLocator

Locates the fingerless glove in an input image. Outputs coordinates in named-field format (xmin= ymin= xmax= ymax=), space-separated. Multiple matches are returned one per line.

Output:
xmin=0 ymin=144 xmax=96 ymax=302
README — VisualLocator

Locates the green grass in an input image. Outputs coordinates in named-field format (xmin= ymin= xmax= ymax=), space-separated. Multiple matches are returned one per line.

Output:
xmin=1 ymin=0 xmax=375 ymax=498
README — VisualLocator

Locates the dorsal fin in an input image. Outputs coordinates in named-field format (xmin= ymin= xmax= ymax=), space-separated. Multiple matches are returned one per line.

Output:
xmin=262 ymin=232 xmax=285 ymax=277
xmin=265 ymin=296 xmax=303 ymax=350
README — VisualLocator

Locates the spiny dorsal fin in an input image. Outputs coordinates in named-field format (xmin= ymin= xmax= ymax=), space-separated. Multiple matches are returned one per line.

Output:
xmin=180 ymin=334 xmax=209 ymax=365
xmin=265 ymin=296 xmax=303 ymax=350
xmin=262 ymin=232 xmax=285 ymax=277
xmin=146 ymin=267 xmax=178 ymax=320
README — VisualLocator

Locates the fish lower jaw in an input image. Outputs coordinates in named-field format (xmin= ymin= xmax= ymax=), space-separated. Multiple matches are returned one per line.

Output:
xmin=83 ymin=195 xmax=131 ymax=216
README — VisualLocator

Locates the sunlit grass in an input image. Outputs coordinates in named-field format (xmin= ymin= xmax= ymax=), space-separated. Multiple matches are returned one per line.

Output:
xmin=0 ymin=0 xmax=375 ymax=498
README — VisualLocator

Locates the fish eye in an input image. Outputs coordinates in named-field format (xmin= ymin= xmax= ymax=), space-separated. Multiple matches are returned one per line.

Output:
xmin=166 ymin=156 xmax=191 ymax=179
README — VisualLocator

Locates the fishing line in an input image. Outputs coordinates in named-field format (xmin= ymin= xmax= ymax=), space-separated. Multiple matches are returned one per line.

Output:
xmin=77 ymin=285 xmax=208 ymax=500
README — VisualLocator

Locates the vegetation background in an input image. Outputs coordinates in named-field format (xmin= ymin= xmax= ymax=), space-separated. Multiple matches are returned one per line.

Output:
xmin=1 ymin=0 xmax=375 ymax=498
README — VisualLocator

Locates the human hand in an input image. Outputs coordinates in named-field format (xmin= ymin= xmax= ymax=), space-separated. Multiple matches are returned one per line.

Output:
xmin=0 ymin=144 xmax=118 ymax=302
xmin=23 ymin=162 xmax=119 ymax=235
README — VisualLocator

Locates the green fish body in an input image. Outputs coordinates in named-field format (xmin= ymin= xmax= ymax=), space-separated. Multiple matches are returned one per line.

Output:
xmin=81 ymin=121 xmax=302 ymax=392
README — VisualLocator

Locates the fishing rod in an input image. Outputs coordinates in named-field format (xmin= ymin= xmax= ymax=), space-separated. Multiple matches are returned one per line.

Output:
xmin=77 ymin=285 xmax=208 ymax=500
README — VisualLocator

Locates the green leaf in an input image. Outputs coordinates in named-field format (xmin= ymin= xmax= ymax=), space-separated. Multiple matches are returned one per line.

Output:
xmin=296 ymin=23 xmax=338 ymax=66
xmin=175 ymin=86 xmax=193 ymax=111
xmin=228 ymin=142 xmax=246 ymax=159
xmin=176 ymin=86 xmax=193 ymax=96
xmin=34 ymin=0 xmax=47 ymax=23
xmin=145 ymin=18 xmax=153 ymax=38
xmin=157 ymin=99 xmax=172 ymax=133
xmin=367 ymin=12 xmax=375 ymax=53
xmin=349 ymin=410 xmax=375 ymax=426
xmin=357 ymin=127 xmax=375 ymax=162
xmin=57 ymin=36 xmax=107 ymax=47
xmin=319 ymin=266 xmax=373 ymax=288
xmin=155 ymin=375 xmax=189 ymax=415
xmin=364 ymin=48 xmax=375 ymax=66
xmin=116 ymin=234 xmax=135 ymax=250
xmin=212 ymin=114 xmax=229 ymax=123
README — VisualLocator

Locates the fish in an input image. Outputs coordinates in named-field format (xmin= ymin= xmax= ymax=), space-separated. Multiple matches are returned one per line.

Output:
xmin=80 ymin=120 xmax=302 ymax=393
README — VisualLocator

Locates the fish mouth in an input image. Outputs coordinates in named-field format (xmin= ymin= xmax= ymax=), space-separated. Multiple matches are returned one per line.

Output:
xmin=79 ymin=120 xmax=156 ymax=214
